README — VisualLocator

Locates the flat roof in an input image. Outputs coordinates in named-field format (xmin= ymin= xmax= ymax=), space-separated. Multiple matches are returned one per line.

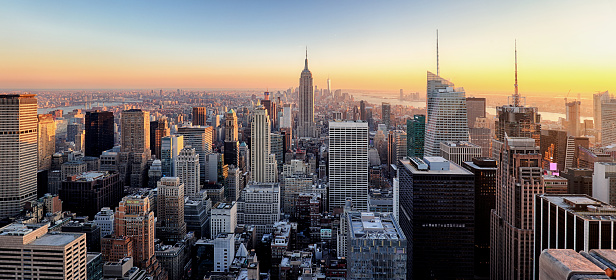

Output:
xmin=541 ymin=249 xmax=605 ymax=274
xmin=30 ymin=232 xmax=82 ymax=246
xmin=541 ymin=194 xmax=616 ymax=221
xmin=401 ymin=159 xmax=474 ymax=175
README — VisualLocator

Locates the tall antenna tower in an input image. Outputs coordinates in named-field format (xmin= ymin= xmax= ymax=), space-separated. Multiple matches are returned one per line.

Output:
xmin=513 ymin=40 xmax=520 ymax=107
xmin=436 ymin=29 xmax=440 ymax=76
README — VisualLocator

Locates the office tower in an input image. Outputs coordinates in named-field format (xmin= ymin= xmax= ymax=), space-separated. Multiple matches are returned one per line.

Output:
xmin=87 ymin=253 xmax=103 ymax=280
xmin=0 ymin=94 xmax=37 ymax=219
xmin=387 ymin=130 xmax=407 ymax=177
xmin=213 ymin=233 xmax=235 ymax=272
xmin=60 ymin=171 xmax=123 ymax=218
xmin=114 ymin=195 xmax=164 ymax=279
xmin=176 ymin=147 xmax=200 ymax=197
xmin=398 ymin=157 xmax=475 ymax=279
xmin=440 ymin=141 xmax=482 ymax=165
xmin=561 ymin=168 xmax=593 ymax=195
xmin=120 ymin=109 xmax=151 ymax=188
xmin=466 ymin=97 xmax=486 ymax=128
xmin=224 ymin=109 xmax=239 ymax=166
xmin=155 ymin=242 xmax=188 ymax=280
xmin=101 ymin=236 xmax=133 ymax=262
xmin=566 ymin=100 xmax=581 ymax=137
xmin=261 ymin=92 xmax=278 ymax=130
xmin=601 ymin=99 xmax=616 ymax=145
xmin=62 ymin=221 xmax=102 ymax=252
xmin=156 ymin=177 xmax=186 ymax=243
xmin=67 ymin=122 xmax=81 ymax=143
xmin=328 ymin=121 xmax=369 ymax=211
xmin=282 ymin=175 xmax=313 ymax=216
xmin=177 ymin=125 xmax=213 ymax=183
xmin=593 ymin=162 xmax=616 ymax=205
xmin=577 ymin=146 xmax=611 ymax=169
xmin=469 ymin=127 xmax=492 ymax=157
xmin=184 ymin=192 xmax=208 ymax=239
xmin=594 ymin=91 xmax=611 ymax=141
xmin=406 ymin=114 xmax=425 ymax=158
xmin=148 ymin=159 xmax=162 ymax=188
xmin=61 ymin=160 xmax=87 ymax=178
xmin=85 ymin=110 xmax=114 ymax=157
xmin=0 ymin=223 xmax=86 ymax=280
xmin=37 ymin=114 xmax=56 ymax=170
xmin=250 ymin=106 xmax=277 ymax=183
xmin=297 ymin=51 xmax=316 ymax=138
xmin=204 ymin=153 xmax=224 ymax=184
xmin=281 ymin=104 xmax=292 ymax=129
xmin=542 ymin=174 xmax=568 ymax=194
xmin=424 ymin=72 xmax=470 ymax=156
xmin=359 ymin=100 xmax=367 ymax=121
xmin=236 ymin=183 xmax=281 ymax=239
xmin=538 ymin=249 xmax=611 ymax=280
xmin=271 ymin=132 xmax=284 ymax=170
xmin=491 ymin=136 xmax=543 ymax=280
xmin=192 ymin=107 xmax=207 ymax=126
xmin=238 ymin=142 xmax=249 ymax=172
xmin=534 ymin=194 xmax=616 ymax=279
xmin=381 ymin=102 xmax=391 ymax=128
xmin=150 ymin=118 xmax=169 ymax=160
xmin=210 ymin=202 xmax=237 ymax=238
xmin=462 ymin=157 xmax=497 ymax=278
xmin=225 ymin=166 xmax=241 ymax=201
xmin=540 ymin=129 xmax=568 ymax=172
xmin=94 ymin=207 xmax=115 ymax=237
xmin=346 ymin=212 xmax=407 ymax=280
xmin=161 ymin=135 xmax=184 ymax=177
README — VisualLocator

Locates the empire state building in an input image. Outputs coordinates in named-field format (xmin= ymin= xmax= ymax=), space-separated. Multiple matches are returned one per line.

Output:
xmin=297 ymin=51 xmax=316 ymax=138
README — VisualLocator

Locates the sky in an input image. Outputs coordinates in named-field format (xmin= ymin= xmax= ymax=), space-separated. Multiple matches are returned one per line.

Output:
xmin=0 ymin=0 xmax=614 ymax=97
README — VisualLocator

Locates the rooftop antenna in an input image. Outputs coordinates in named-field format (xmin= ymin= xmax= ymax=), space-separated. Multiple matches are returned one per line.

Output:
xmin=513 ymin=40 xmax=520 ymax=107
xmin=436 ymin=29 xmax=440 ymax=76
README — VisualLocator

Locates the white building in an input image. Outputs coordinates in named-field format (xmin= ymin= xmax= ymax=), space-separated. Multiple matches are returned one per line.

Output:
xmin=250 ymin=106 xmax=277 ymax=183
xmin=237 ymin=183 xmax=281 ymax=239
xmin=210 ymin=202 xmax=237 ymax=238
xmin=439 ymin=141 xmax=482 ymax=166
xmin=281 ymin=104 xmax=292 ymax=129
xmin=161 ymin=135 xmax=184 ymax=177
xmin=177 ymin=125 xmax=213 ymax=182
xmin=328 ymin=121 xmax=369 ymax=211
xmin=593 ymin=162 xmax=616 ymax=205
xmin=176 ymin=147 xmax=200 ymax=198
xmin=94 ymin=207 xmax=115 ymax=237
xmin=213 ymin=233 xmax=235 ymax=272
xmin=424 ymin=72 xmax=470 ymax=156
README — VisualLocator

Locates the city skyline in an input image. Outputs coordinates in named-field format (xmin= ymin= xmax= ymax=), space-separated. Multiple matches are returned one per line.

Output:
xmin=1 ymin=0 xmax=614 ymax=97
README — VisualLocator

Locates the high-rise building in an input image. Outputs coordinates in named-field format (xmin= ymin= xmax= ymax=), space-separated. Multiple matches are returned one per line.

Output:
xmin=469 ymin=127 xmax=492 ymax=157
xmin=328 ymin=121 xmax=369 ymax=211
xmin=387 ymin=130 xmax=407 ymax=177
xmin=398 ymin=157 xmax=475 ymax=279
xmin=224 ymin=109 xmax=239 ymax=167
xmin=177 ymin=125 xmax=213 ymax=183
xmin=281 ymin=104 xmax=292 ymax=129
xmin=462 ymin=157 xmax=497 ymax=279
xmin=297 ymin=52 xmax=316 ymax=138
xmin=150 ymin=118 xmax=170 ymax=160
xmin=406 ymin=114 xmax=425 ymax=158
xmin=261 ymin=92 xmax=278 ymax=130
xmin=176 ymin=147 xmax=200 ymax=197
xmin=466 ymin=97 xmax=486 ymax=128
xmin=161 ymin=135 xmax=184 ymax=177
xmin=534 ymin=194 xmax=616 ymax=279
xmin=225 ymin=166 xmax=241 ymax=201
xmin=120 ymin=109 xmax=151 ymax=188
xmin=561 ymin=168 xmax=593 ymax=196
xmin=381 ymin=102 xmax=391 ymax=128
xmin=593 ymin=162 xmax=616 ymax=205
xmin=542 ymin=174 xmax=568 ymax=194
xmin=37 ymin=114 xmax=56 ymax=170
xmin=359 ymin=100 xmax=367 ymax=121
xmin=538 ymin=249 xmax=611 ymax=280
xmin=184 ymin=192 xmax=209 ymax=239
xmin=250 ymin=106 xmax=277 ymax=183
xmin=156 ymin=177 xmax=186 ymax=243
xmin=0 ymin=223 xmax=87 ymax=280
xmin=0 ymin=94 xmax=38 ymax=219
xmin=440 ymin=141 xmax=482 ymax=166
xmin=491 ymin=136 xmax=544 ymax=280
xmin=60 ymin=171 xmax=123 ymax=218
xmin=594 ymin=91 xmax=610 ymax=143
xmin=94 ymin=207 xmax=115 ymax=237
xmin=210 ymin=202 xmax=237 ymax=238
xmin=566 ymin=100 xmax=581 ymax=137
xmin=192 ymin=107 xmax=207 ymax=126
xmin=540 ymin=129 xmax=568 ymax=172
xmin=85 ymin=110 xmax=115 ymax=158
xmin=601 ymin=99 xmax=616 ymax=145
xmin=346 ymin=212 xmax=407 ymax=280
xmin=213 ymin=233 xmax=235 ymax=272
xmin=114 ymin=194 xmax=164 ymax=279
xmin=236 ymin=183 xmax=281 ymax=239
xmin=424 ymin=72 xmax=470 ymax=156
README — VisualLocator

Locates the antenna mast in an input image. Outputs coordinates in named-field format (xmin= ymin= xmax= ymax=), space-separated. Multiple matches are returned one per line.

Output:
xmin=514 ymin=40 xmax=520 ymax=106
xmin=436 ymin=29 xmax=440 ymax=76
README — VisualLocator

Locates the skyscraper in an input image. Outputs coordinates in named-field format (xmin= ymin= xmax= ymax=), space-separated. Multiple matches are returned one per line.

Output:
xmin=150 ymin=117 xmax=170 ymax=160
xmin=297 ymin=51 xmax=316 ymax=138
xmin=224 ymin=109 xmax=239 ymax=167
xmin=161 ymin=135 xmax=184 ymax=177
xmin=328 ymin=121 xmax=369 ymax=211
xmin=120 ymin=109 xmax=151 ymax=188
xmin=60 ymin=171 xmax=123 ymax=218
xmin=424 ymin=71 xmax=470 ymax=156
xmin=387 ymin=130 xmax=407 ymax=177
xmin=250 ymin=106 xmax=277 ymax=183
xmin=406 ymin=114 xmax=425 ymax=158
xmin=381 ymin=102 xmax=391 ymax=128
xmin=85 ymin=110 xmax=115 ymax=158
xmin=565 ymin=100 xmax=581 ymax=137
xmin=192 ymin=107 xmax=207 ymax=126
xmin=156 ymin=177 xmax=186 ymax=243
xmin=594 ymin=91 xmax=610 ymax=142
xmin=491 ymin=136 xmax=543 ymax=280
xmin=176 ymin=147 xmax=200 ymax=197
xmin=37 ymin=114 xmax=56 ymax=170
xmin=177 ymin=125 xmax=213 ymax=183
xmin=600 ymin=99 xmax=616 ymax=145
xmin=0 ymin=94 xmax=37 ymax=219
xmin=466 ymin=97 xmax=486 ymax=128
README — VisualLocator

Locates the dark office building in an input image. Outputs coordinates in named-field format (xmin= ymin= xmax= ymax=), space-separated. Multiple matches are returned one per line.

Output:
xmin=37 ymin=169 xmax=49 ymax=197
xmin=463 ymin=157 xmax=497 ymax=279
xmin=466 ymin=97 xmax=486 ymax=128
xmin=85 ymin=110 xmax=115 ymax=157
xmin=59 ymin=171 xmax=123 ymax=218
xmin=399 ymin=157 xmax=475 ymax=279
xmin=540 ymin=129 xmax=568 ymax=172
xmin=62 ymin=221 xmax=102 ymax=252
xmin=406 ymin=114 xmax=425 ymax=158
xmin=192 ymin=107 xmax=207 ymax=126
xmin=224 ymin=141 xmax=239 ymax=167
xmin=561 ymin=168 xmax=593 ymax=196
xmin=150 ymin=118 xmax=170 ymax=160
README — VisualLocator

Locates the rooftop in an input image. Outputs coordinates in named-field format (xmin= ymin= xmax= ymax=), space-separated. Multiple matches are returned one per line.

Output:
xmin=540 ymin=194 xmax=616 ymax=220
xmin=347 ymin=212 xmax=405 ymax=240
xmin=30 ymin=232 xmax=82 ymax=246
xmin=75 ymin=171 xmax=109 ymax=181
xmin=401 ymin=158 xmax=474 ymax=175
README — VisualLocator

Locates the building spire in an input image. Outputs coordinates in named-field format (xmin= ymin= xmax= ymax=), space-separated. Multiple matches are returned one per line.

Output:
xmin=304 ymin=46 xmax=308 ymax=70
xmin=436 ymin=29 xmax=440 ymax=76
xmin=513 ymin=40 xmax=520 ymax=107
